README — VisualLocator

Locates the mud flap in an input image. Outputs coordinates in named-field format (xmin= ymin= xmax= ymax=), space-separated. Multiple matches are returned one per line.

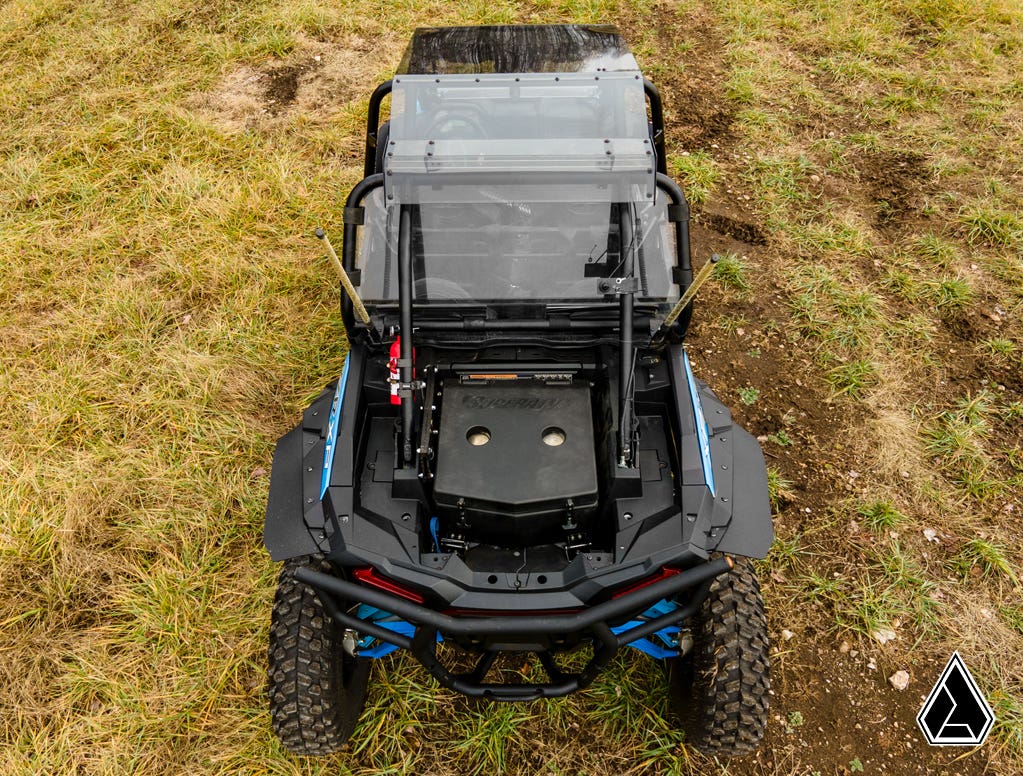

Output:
xmin=714 ymin=427 xmax=773 ymax=559
xmin=264 ymin=425 xmax=321 ymax=561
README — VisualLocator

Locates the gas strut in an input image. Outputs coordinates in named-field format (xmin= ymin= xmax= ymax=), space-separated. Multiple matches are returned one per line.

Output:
xmin=316 ymin=227 xmax=371 ymax=325
xmin=650 ymin=254 xmax=720 ymax=349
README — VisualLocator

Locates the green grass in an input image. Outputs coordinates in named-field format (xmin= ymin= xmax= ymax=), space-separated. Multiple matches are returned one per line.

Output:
xmin=960 ymin=203 xmax=1023 ymax=247
xmin=738 ymin=385 xmax=760 ymax=405
xmin=712 ymin=252 xmax=752 ymax=292
xmin=956 ymin=539 xmax=1019 ymax=583
xmin=857 ymin=501 xmax=906 ymax=533
xmin=669 ymin=151 xmax=721 ymax=207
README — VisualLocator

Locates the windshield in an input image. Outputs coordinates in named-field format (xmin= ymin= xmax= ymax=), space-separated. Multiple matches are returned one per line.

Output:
xmin=355 ymin=70 xmax=675 ymax=307
xmin=356 ymin=187 xmax=679 ymax=304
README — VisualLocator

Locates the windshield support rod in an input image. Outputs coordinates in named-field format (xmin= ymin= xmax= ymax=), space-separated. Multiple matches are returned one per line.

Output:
xmin=398 ymin=205 xmax=415 ymax=465
xmin=618 ymin=202 xmax=636 ymax=467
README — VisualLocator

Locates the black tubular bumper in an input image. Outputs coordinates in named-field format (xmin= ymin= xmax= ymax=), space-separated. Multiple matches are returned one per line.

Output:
xmin=295 ymin=556 xmax=732 ymax=700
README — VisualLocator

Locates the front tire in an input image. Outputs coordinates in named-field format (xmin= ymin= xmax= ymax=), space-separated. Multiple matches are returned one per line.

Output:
xmin=668 ymin=557 xmax=770 ymax=756
xmin=268 ymin=555 xmax=370 ymax=755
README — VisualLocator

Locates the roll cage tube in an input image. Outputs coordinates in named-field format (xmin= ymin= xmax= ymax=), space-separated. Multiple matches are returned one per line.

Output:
xmin=618 ymin=202 xmax=637 ymax=467
xmin=364 ymin=80 xmax=393 ymax=178
xmin=655 ymin=173 xmax=694 ymax=339
xmin=340 ymin=174 xmax=384 ymax=341
xmin=397 ymin=205 xmax=415 ymax=465
xmin=643 ymin=79 xmax=667 ymax=176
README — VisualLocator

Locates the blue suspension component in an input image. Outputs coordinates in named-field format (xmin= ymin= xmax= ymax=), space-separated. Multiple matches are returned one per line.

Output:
xmin=610 ymin=598 xmax=684 ymax=659
xmin=353 ymin=605 xmax=441 ymax=658
xmin=429 ymin=516 xmax=441 ymax=554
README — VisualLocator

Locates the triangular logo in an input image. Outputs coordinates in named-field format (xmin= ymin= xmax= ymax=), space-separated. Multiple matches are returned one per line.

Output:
xmin=917 ymin=652 xmax=994 ymax=746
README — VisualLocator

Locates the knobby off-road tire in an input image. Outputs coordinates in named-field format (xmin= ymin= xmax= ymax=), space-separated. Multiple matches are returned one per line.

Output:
xmin=669 ymin=557 xmax=770 ymax=757
xmin=268 ymin=555 xmax=370 ymax=755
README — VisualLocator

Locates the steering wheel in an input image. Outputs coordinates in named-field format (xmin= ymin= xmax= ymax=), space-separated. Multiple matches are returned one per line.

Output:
xmin=427 ymin=108 xmax=489 ymax=141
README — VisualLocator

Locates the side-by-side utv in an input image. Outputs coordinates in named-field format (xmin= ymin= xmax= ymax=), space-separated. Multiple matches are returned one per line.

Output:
xmin=264 ymin=24 xmax=772 ymax=757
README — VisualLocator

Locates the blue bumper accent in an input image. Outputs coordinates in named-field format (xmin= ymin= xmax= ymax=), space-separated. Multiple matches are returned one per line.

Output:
xmin=682 ymin=348 xmax=715 ymax=496
xmin=319 ymin=358 xmax=350 ymax=499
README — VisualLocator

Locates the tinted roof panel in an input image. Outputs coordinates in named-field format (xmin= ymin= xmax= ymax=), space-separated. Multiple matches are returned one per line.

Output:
xmin=397 ymin=24 xmax=638 ymax=75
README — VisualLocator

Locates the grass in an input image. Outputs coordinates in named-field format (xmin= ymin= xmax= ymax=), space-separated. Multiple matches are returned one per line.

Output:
xmin=738 ymin=386 xmax=760 ymax=405
xmin=3 ymin=0 xmax=1023 ymax=772
xmin=669 ymin=151 xmax=721 ymax=207
xmin=712 ymin=252 xmax=751 ymax=292
xmin=956 ymin=539 xmax=1019 ymax=583
xmin=857 ymin=501 xmax=906 ymax=533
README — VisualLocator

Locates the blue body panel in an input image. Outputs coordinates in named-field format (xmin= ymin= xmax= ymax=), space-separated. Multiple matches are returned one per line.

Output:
xmin=682 ymin=348 xmax=715 ymax=496
xmin=319 ymin=358 xmax=350 ymax=499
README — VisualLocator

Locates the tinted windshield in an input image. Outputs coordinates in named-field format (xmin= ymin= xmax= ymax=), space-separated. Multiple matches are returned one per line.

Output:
xmin=357 ymin=70 xmax=674 ymax=307
xmin=356 ymin=188 xmax=679 ymax=304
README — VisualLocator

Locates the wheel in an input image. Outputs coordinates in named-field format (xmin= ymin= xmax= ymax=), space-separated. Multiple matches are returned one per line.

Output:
xmin=268 ymin=555 xmax=370 ymax=755
xmin=667 ymin=557 xmax=770 ymax=756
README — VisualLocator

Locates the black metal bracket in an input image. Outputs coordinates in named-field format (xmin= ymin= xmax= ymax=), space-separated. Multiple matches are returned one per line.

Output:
xmin=667 ymin=202 xmax=689 ymax=223
xmin=599 ymin=277 xmax=640 ymax=294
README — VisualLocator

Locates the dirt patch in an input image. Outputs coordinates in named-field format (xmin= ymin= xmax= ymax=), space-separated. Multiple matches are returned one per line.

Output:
xmin=856 ymin=149 xmax=932 ymax=232
xmin=190 ymin=34 xmax=403 ymax=131
xmin=265 ymin=64 xmax=304 ymax=114
xmin=620 ymin=2 xmax=735 ymax=151
xmin=699 ymin=209 xmax=769 ymax=245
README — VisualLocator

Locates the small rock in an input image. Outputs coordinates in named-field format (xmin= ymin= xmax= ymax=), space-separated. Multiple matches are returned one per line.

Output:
xmin=181 ymin=313 xmax=193 ymax=325
xmin=757 ymin=435 xmax=769 ymax=442
xmin=810 ymin=174 xmax=821 ymax=183
xmin=923 ymin=528 xmax=939 ymax=543
xmin=850 ymin=649 xmax=859 ymax=657
xmin=889 ymin=670 xmax=911 ymax=691
xmin=782 ymin=629 xmax=795 ymax=641
xmin=839 ymin=640 xmax=851 ymax=654
xmin=980 ymin=608 xmax=994 ymax=620
xmin=870 ymin=627 xmax=897 ymax=644
xmin=848 ymin=470 xmax=859 ymax=479
xmin=867 ymin=658 xmax=877 ymax=670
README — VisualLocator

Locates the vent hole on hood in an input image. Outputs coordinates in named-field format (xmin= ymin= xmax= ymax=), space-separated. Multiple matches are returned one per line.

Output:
xmin=541 ymin=427 xmax=566 ymax=446
xmin=467 ymin=426 xmax=491 ymax=446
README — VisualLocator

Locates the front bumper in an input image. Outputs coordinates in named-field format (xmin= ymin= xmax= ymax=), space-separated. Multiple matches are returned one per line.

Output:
xmin=296 ymin=555 xmax=731 ymax=700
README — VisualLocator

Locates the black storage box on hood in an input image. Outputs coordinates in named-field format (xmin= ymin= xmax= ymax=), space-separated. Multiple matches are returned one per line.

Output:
xmin=432 ymin=380 xmax=598 ymax=544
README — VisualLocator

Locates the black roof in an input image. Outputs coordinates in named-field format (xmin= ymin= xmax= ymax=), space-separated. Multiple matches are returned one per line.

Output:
xmin=397 ymin=24 xmax=638 ymax=75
